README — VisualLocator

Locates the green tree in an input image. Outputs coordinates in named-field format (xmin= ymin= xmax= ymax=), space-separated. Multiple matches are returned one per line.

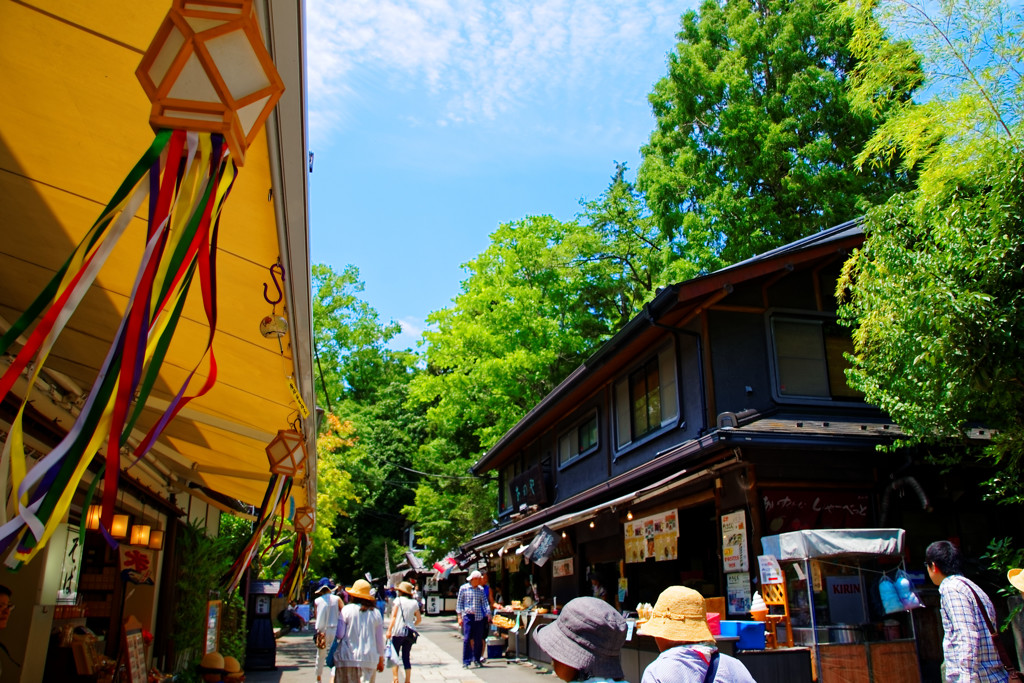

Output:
xmin=837 ymin=0 xmax=1024 ymax=501
xmin=407 ymin=170 xmax=675 ymax=557
xmin=638 ymin=0 xmax=909 ymax=273
xmin=310 ymin=413 xmax=361 ymax=573
xmin=312 ymin=263 xmax=414 ymax=406
xmin=307 ymin=263 xmax=425 ymax=580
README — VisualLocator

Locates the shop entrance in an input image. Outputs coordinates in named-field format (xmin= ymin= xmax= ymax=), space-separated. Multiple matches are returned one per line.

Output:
xmin=621 ymin=502 xmax=719 ymax=610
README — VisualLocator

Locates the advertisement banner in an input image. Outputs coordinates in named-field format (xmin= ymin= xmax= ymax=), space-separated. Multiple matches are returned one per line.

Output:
xmin=624 ymin=510 xmax=679 ymax=563
xmin=721 ymin=510 xmax=749 ymax=572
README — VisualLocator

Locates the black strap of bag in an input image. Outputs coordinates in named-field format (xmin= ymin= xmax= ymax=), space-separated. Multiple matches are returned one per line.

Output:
xmin=701 ymin=650 xmax=720 ymax=683
xmin=396 ymin=598 xmax=419 ymax=643
xmin=965 ymin=581 xmax=1024 ymax=682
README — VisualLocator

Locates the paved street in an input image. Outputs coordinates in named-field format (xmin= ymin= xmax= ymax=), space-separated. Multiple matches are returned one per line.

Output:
xmin=247 ymin=615 xmax=555 ymax=683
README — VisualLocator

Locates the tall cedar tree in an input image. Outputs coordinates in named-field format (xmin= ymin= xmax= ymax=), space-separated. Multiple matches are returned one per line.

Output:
xmin=638 ymin=0 xmax=909 ymax=273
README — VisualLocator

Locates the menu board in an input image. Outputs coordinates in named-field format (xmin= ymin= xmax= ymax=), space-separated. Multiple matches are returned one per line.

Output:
xmin=124 ymin=626 xmax=146 ymax=683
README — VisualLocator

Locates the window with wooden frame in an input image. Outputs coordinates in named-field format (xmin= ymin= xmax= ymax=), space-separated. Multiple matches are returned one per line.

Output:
xmin=557 ymin=410 xmax=599 ymax=468
xmin=613 ymin=344 xmax=679 ymax=451
xmin=769 ymin=315 xmax=863 ymax=402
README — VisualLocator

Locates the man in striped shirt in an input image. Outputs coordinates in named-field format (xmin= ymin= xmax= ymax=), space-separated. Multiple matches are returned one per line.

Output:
xmin=926 ymin=540 xmax=1009 ymax=683
xmin=457 ymin=570 xmax=491 ymax=668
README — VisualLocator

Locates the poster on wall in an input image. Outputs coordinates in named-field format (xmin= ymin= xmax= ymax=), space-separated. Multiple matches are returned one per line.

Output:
xmin=624 ymin=510 xmax=679 ymax=563
xmin=721 ymin=511 xmax=749 ymax=572
xmin=552 ymin=558 xmax=574 ymax=578
xmin=758 ymin=555 xmax=783 ymax=585
xmin=726 ymin=572 xmax=752 ymax=616
xmin=58 ymin=524 xmax=83 ymax=604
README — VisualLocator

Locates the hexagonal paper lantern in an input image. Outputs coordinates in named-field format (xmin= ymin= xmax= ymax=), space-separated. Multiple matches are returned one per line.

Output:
xmin=293 ymin=506 xmax=314 ymax=533
xmin=136 ymin=0 xmax=285 ymax=164
xmin=265 ymin=429 xmax=308 ymax=477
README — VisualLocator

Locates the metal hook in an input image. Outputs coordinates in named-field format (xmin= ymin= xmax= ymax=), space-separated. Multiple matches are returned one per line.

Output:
xmin=263 ymin=261 xmax=285 ymax=305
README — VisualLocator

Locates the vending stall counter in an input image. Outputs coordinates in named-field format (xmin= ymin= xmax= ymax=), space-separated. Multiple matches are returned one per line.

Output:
xmin=760 ymin=528 xmax=923 ymax=683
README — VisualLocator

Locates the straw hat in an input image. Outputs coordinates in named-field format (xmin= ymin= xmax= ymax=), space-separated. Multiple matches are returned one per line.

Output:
xmin=346 ymin=578 xmax=375 ymax=602
xmin=397 ymin=581 xmax=415 ymax=596
xmin=1009 ymin=568 xmax=1024 ymax=593
xmin=637 ymin=586 xmax=713 ymax=643
xmin=198 ymin=652 xmax=225 ymax=671
xmin=533 ymin=597 xmax=626 ymax=680
xmin=223 ymin=655 xmax=245 ymax=682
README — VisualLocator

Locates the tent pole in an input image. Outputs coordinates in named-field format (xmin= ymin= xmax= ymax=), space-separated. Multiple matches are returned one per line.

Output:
xmin=807 ymin=558 xmax=822 ymax=680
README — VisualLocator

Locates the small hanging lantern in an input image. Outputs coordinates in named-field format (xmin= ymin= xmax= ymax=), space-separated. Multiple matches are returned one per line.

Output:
xmin=130 ymin=524 xmax=152 ymax=546
xmin=85 ymin=505 xmax=102 ymax=531
xmin=265 ymin=429 xmax=307 ymax=477
xmin=148 ymin=529 xmax=165 ymax=550
xmin=136 ymin=0 xmax=286 ymax=164
xmin=111 ymin=514 xmax=131 ymax=539
xmin=293 ymin=506 xmax=314 ymax=533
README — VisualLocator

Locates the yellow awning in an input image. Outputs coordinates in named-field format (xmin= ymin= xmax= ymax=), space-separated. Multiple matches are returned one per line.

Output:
xmin=0 ymin=1 xmax=316 ymax=513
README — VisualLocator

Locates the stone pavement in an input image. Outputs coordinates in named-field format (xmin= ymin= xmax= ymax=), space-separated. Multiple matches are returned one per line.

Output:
xmin=246 ymin=615 xmax=555 ymax=683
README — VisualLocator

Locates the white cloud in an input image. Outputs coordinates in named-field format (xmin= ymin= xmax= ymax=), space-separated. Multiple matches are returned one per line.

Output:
xmin=306 ymin=0 xmax=686 ymax=144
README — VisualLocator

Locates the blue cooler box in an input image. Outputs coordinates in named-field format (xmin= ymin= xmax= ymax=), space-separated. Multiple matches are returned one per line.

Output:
xmin=486 ymin=637 xmax=505 ymax=659
xmin=720 ymin=621 xmax=765 ymax=650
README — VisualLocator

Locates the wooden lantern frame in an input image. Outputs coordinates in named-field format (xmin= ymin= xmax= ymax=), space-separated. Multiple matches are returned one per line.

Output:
xmin=293 ymin=506 xmax=314 ymax=533
xmin=265 ymin=429 xmax=308 ymax=477
xmin=136 ymin=0 xmax=285 ymax=164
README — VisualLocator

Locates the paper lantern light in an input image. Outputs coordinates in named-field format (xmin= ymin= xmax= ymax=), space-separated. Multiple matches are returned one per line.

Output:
xmin=148 ymin=529 xmax=166 ymax=550
xmin=85 ymin=505 xmax=101 ymax=531
xmin=111 ymin=514 xmax=130 ymax=539
xmin=265 ymin=429 xmax=307 ymax=477
xmin=130 ymin=524 xmax=152 ymax=546
xmin=136 ymin=0 xmax=285 ymax=164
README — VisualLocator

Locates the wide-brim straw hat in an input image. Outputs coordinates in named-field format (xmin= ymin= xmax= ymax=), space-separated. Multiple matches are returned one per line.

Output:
xmin=533 ymin=597 xmax=626 ymax=680
xmin=1009 ymin=568 xmax=1024 ymax=593
xmin=346 ymin=578 xmax=375 ymax=602
xmin=638 ymin=586 xmax=713 ymax=643
xmin=397 ymin=581 xmax=415 ymax=596
xmin=315 ymin=584 xmax=332 ymax=595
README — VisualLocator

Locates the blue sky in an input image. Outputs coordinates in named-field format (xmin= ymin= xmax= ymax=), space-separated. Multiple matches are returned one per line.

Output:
xmin=305 ymin=0 xmax=692 ymax=348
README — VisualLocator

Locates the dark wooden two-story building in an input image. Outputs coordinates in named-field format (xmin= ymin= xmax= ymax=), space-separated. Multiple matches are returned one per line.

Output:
xmin=462 ymin=220 xmax=1022 ymax=682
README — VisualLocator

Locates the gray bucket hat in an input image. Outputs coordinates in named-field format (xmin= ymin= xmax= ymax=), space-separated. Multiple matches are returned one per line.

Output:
xmin=533 ymin=597 xmax=626 ymax=679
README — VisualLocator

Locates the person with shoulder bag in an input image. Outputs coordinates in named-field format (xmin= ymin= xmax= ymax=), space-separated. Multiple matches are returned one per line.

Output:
xmin=926 ymin=540 xmax=1014 ymax=682
xmin=386 ymin=582 xmax=423 ymax=683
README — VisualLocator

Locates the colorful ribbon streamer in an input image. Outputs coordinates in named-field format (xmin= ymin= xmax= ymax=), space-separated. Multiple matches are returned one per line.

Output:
xmin=222 ymin=473 xmax=294 ymax=593
xmin=0 ymin=130 xmax=236 ymax=562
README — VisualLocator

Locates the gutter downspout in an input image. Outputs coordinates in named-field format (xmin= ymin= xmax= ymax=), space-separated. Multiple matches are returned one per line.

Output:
xmin=260 ymin=0 xmax=317 ymax=505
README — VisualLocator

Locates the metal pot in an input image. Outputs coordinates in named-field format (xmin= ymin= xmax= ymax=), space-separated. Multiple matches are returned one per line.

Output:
xmin=828 ymin=624 xmax=864 ymax=643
